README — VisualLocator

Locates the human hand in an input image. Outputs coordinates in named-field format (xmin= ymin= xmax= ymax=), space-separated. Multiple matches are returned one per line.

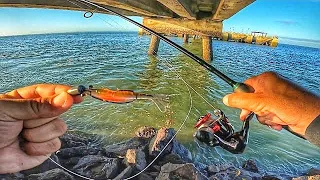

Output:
xmin=0 ymin=84 xmax=83 ymax=174
xmin=223 ymin=72 xmax=320 ymax=136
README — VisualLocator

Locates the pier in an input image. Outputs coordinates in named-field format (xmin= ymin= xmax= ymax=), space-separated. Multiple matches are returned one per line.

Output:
xmin=0 ymin=0 xmax=255 ymax=61
xmin=221 ymin=31 xmax=279 ymax=47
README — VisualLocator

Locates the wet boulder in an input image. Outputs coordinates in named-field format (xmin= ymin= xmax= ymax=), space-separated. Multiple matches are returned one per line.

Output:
xmin=59 ymin=157 xmax=81 ymax=169
xmin=207 ymin=163 xmax=262 ymax=180
xmin=59 ymin=133 xmax=89 ymax=149
xmin=135 ymin=126 xmax=157 ymax=139
xmin=156 ymin=163 xmax=207 ymax=180
xmin=56 ymin=146 xmax=113 ymax=159
xmin=242 ymin=159 xmax=259 ymax=173
xmin=0 ymin=172 xmax=24 ymax=180
xmin=113 ymin=166 xmax=133 ymax=180
xmin=137 ymin=173 xmax=154 ymax=180
xmin=104 ymin=137 xmax=150 ymax=156
xmin=149 ymin=128 xmax=192 ymax=162
xmin=26 ymin=168 xmax=74 ymax=180
xmin=72 ymin=155 xmax=120 ymax=179
xmin=124 ymin=149 xmax=147 ymax=171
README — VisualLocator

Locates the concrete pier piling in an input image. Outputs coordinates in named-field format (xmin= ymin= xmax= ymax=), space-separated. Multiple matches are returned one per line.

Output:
xmin=202 ymin=36 xmax=213 ymax=62
xmin=148 ymin=35 xmax=160 ymax=55
xmin=183 ymin=34 xmax=189 ymax=44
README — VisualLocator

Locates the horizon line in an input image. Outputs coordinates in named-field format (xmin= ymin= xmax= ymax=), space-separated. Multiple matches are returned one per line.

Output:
xmin=1 ymin=31 xmax=319 ymax=49
xmin=2 ymin=31 xmax=320 ymax=42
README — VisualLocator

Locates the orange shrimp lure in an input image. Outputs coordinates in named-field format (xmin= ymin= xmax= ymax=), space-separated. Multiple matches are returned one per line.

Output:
xmin=68 ymin=85 xmax=169 ymax=112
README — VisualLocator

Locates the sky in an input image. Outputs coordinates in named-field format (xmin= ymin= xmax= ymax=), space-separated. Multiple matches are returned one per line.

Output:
xmin=0 ymin=0 xmax=319 ymax=46
xmin=223 ymin=0 xmax=320 ymax=46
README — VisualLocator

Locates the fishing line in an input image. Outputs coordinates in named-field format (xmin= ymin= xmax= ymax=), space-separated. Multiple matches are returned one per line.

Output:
xmin=44 ymin=1 xmax=212 ymax=179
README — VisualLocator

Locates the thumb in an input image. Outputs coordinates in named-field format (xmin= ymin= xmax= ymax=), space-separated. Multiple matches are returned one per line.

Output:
xmin=0 ymin=92 xmax=74 ymax=120
xmin=223 ymin=93 xmax=265 ymax=113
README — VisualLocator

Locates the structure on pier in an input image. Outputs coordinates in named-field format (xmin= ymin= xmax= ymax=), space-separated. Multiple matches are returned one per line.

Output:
xmin=0 ymin=0 xmax=255 ymax=61
xmin=222 ymin=31 xmax=278 ymax=47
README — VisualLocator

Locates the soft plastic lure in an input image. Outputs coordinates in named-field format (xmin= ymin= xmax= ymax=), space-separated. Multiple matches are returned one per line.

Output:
xmin=68 ymin=85 xmax=169 ymax=112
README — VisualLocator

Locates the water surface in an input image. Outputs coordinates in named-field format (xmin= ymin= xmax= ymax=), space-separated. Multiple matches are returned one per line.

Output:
xmin=1 ymin=32 xmax=319 ymax=177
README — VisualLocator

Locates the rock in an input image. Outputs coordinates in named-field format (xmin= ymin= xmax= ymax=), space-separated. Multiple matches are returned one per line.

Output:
xmin=207 ymin=165 xmax=220 ymax=174
xmin=114 ymin=166 xmax=133 ymax=180
xmin=73 ymin=155 xmax=120 ymax=179
xmin=151 ymin=165 xmax=161 ymax=172
xmin=239 ymin=169 xmax=262 ymax=179
xmin=20 ymin=154 xmax=59 ymax=176
xmin=219 ymin=163 xmax=235 ymax=171
xmin=242 ymin=159 xmax=259 ymax=173
xmin=125 ymin=149 xmax=147 ymax=171
xmin=149 ymin=128 xmax=173 ymax=157
xmin=104 ymin=137 xmax=150 ymax=156
xmin=292 ymin=175 xmax=320 ymax=180
xmin=149 ymin=128 xmax=192 ymax=162
xmin=59 ymin=157 xmax=81 ymax=169
xmin=147 ymin=171 xmax=160 ymax=178
xmin=235 ymin=175 xmax=252 ymax=180
xmin=307 ymin=168 xmax=320 ymax=176
xmin=262 ymin=175 xmax=281 ymax=180
xmin=209 ymin=168 xmax=242 ymax=180
xmin=207 ymin=162 xmax=263 ymax=180
xmin=61 ymin=140 xmax=86 ymax=149
xmin=171 ymin=137 xmax=193 ymax=162
xmin=157 ymin=154 xmax=186 ymax=166
xmin=137 ymin=173 xmax=153 ymax=180
xmin=0 ymin=172 xmax=24 ymax=180
xmin=156 ymin=163 xmax=207 ymax=180
xmin=60 ymin=133 xmax=89 ymax=148
xmin=56 ymin=146 xmax=113 ymax=159
xmin=135 ymin=126 xmax=157 ymax=139
xmin=207 ymin=163 xmax=235 ymax=176
xmin=26 ymin=168 xmax=74 ymax=180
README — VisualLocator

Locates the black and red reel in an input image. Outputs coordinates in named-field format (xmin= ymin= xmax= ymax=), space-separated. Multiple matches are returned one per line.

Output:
xmin=194 ymin=109 xmax=254 ymax=154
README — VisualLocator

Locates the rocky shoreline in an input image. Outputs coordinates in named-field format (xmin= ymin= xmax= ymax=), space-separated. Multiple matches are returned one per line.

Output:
xmin=1 ymin=127 xmax=319 ymax=180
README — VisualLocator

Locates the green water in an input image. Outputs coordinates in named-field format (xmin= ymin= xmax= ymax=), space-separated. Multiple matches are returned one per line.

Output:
xmin=1 ymin=32 xmax=320 ymax=177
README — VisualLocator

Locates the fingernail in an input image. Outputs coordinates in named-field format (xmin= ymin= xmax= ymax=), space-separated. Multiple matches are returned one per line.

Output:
xmin=53 ymin=92 xmax=68 ymax=107
xmin=223 ymin=95 xmax=229 ymax=106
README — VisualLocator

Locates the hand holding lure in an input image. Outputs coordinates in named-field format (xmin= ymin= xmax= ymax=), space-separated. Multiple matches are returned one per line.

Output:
xmin=67 ymin=85 xmax=169 ymax=112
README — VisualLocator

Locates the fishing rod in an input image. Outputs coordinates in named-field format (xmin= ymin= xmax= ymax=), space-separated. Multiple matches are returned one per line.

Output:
xmin=78 ymin=0 xmax=305 ymax=139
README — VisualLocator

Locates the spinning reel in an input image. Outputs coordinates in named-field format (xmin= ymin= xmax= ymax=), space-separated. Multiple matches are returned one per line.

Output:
xmin=194 ymin=109 xmax=254 ymax=154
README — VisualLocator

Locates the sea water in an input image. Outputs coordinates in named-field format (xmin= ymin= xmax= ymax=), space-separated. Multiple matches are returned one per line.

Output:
xmin=1 ymin=32 xmax=319 ymax=177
